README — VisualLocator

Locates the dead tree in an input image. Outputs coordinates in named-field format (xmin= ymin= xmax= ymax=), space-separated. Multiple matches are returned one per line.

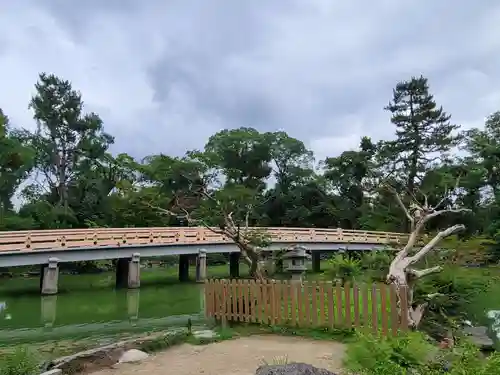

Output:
xmin=152 ymin=187 xmax=268 ymax=281
xmin=385 ymin=180 xmax=470 ymax=329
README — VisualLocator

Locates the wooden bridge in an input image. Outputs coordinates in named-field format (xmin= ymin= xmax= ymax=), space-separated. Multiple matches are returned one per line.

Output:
xmin=0 ymin=227 xmax=406 ymax=252
xmin=0 ymin=227 xmax=406 ymax=295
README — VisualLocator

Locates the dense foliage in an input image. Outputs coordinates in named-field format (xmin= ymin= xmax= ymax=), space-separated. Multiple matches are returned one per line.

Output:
xmin=346 ymin=331 xmax=500 ymax=375
xmin=0 ymin=73 xmax=499 ymax=263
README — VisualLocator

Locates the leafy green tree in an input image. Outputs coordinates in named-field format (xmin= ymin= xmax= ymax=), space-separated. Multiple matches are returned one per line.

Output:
xmin=20 ymin=73 xmax=114 ymax=226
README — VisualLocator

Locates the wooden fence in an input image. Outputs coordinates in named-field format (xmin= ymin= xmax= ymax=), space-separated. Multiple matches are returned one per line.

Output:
xmin=204 ymin=279 xmax=409 ymax=337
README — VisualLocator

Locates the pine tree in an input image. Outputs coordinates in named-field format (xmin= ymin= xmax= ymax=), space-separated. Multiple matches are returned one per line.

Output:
xmin=381 ymin=75 xmax=460 ymax=194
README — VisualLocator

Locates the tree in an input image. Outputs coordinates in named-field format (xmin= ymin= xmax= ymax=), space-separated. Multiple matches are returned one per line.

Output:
xmin=385 ymin=179 xmax=470 ymax=328
xmin=323 ymin=137 xmax=376 ymax=229
xmin=0 ymin=109 xmax=34 ymax=228
xmin=266 ymin=131 xmax=314 ymax=190
xmin=464 ymin=111 xmax=500 ymax=198
xmin=21 ymin=73 xmax=114 ymax=225
xmin=201 ymin=127 xmax=272 ymax=190
xmin=380 ymin=76 xmax=460 ymax=230
xmin=145 ymin=154 xmax=270 ymax=279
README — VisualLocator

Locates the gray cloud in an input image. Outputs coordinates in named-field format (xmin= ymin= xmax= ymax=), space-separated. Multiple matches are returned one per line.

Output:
xmin=0 ymin=0 xmax=500 ymax=162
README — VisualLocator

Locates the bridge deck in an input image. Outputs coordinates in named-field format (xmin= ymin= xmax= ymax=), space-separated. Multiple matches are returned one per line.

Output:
xmin=0 ymin=227 xmax=406 ymax=252
xmin=0 ymin=227 xmax=407 ymax=267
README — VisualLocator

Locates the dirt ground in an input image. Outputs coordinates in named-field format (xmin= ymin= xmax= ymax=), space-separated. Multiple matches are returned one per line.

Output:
xmin=90 ymin=335 xmax=346 ymax=375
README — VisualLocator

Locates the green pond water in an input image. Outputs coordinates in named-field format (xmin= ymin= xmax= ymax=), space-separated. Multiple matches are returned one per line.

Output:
xmin=0 ymin=267 xmax=208 ymax=348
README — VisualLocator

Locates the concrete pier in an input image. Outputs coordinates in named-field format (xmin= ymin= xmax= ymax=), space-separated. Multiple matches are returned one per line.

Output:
xmin=312 ymin=251 xmax=321 ymax=273
xmin=40 ymin=257 xmax=59 ymax=295
xmin=128 ymin=253 xmax=140 ymax=289
xmin=179 ymin=254 xmax=190 ymax=282
xmin=229 ymin=252 xmax=240 ymax=278
xmin=196 ymin=249 xmax=207 ymax=282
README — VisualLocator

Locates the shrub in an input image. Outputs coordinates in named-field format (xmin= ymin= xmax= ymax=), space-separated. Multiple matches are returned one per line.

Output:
xmin=416 ymin=266 xmax=495 ymax=339
xmin=344 ymin=331 xmax=433 ymax=374
xmin=345 ymin=331 xmax=500 ymax=375
xmin=328 ymin=254 xmax=361 ymax=284
xmin=0 ymin=347 xmax=39 ymax=375
xmin=360 ymin=250 xmax=392 ymax=282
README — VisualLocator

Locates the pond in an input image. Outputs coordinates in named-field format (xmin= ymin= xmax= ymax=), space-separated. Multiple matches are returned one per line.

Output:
xmin=0 ymin=267 xmax=207 ymax=351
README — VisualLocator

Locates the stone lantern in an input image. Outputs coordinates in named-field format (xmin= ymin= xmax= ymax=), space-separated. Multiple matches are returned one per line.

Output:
xmin=282 ymin=245 xmax=309 ymax=282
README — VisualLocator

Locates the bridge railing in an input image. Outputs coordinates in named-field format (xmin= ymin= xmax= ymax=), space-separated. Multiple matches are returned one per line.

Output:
xmin=0 ymin=227 xmax=408 ymax=252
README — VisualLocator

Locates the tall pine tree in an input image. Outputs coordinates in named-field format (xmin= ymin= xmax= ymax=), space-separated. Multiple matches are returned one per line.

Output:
xmin=381 ymin=75 xmax=460 ymax=195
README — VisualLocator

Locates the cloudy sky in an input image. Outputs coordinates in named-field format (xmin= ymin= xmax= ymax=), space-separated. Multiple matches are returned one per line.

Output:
xmin=1 ymin=0 xmax=500 ymax=162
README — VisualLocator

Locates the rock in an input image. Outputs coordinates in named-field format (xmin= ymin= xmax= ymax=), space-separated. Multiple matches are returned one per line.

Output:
xmin=462 ymin=326 xmax=495 ymax=350
xmin=193 ymin=329 xmax=218 ymax=339
xmin=118 ymin=349 xmax=149 ymax=363
xmin=41 ymin=370 xmax=62 ymax=375
xmin=256 ymin=363 xmax=337 ymax=375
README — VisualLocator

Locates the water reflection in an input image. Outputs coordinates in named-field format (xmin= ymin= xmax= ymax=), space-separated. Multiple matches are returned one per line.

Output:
xmin=0 ymin=284 xmax=206 ymax=346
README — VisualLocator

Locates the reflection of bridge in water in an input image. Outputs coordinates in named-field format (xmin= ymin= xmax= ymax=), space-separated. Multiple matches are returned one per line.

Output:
xmin=0 ymin=288 xmax=206 ymax=345
xmin=0 ymin=227 xmax=406 ymax=295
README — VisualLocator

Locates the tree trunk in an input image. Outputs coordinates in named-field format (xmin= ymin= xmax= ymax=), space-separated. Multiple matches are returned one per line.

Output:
xmin=236 ymin=242 xmax=264 ymax=280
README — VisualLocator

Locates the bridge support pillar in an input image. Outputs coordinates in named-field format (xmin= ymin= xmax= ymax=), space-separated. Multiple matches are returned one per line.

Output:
xmin=311 ymin=251 xmax=321 ymax=273
xmin=128 ymin=253 xmax=141 ymax=289
xmin=229 ymin=252 xmax=240 ymax=278
xmin=40 ymin=257 xmax=59 ymax=295
xmin=179 ymin=254 xmax=190 ymax=282
xmin=196 ymin=249 xmax=207 ymax=282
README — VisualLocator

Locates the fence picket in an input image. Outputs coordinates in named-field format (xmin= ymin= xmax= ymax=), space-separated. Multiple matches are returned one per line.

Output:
xmin=250 ymin=280 xmax=259 ymax=323
xmin=303 ymin=282 xmax=310 ymax=326
xmin=371 ymin=284 xmax=378 ymax=334
xmin=389 ymin=284 xmax=399 ymax=336
xmin=318 ymin=281 xmax=325 ymax=326
xmin=380 ymin=284 xmax=389 ymax=336
xmin=298 ymin=283 xmax=305 ymax=326
xmin=344 ymin=282 xmax=352 ymax=327
xmin=311 ymin=281 xmax=318 ymax=326
xmin=327 ymin=282 xmax=334 ymax=328
xmin=231 ymin=279 xmax=237 ymax=321
xmin=256 ymin=280 xmax=263 ymax=323
xmin=353 ymin=283 xmax=360 ymax=327
xmin=291 ymin=282 xmax=297 ymax=325
xmin=362 ymin=284 xmax=369 ymax=329
xmin=276 ymin=281 xmax=283 ymax=325
xmin=282 ymin=280 xmax=289 ymax=323
xmin=335 ymin=282 xmax=343 ymax=326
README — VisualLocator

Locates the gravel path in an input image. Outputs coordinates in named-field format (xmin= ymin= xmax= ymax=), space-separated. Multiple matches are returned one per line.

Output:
xmin=91 ymin=335 xmax=346 ymax=375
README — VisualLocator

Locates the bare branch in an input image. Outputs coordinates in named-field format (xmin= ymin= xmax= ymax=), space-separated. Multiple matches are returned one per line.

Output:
xmin=432 ymin=174 xmax=462 ymax=211
xmin=386 ymin=184 xmax=414 ymax=229
xmin=146 ymin=202 xmax=224 ymax=235
xmin=407 ymin=266 xmax=442 ymax=279
xmin=422 ymin=208 xmax=471 ymax=223
xmin=408 ymin=224 xmax=465 ymax=264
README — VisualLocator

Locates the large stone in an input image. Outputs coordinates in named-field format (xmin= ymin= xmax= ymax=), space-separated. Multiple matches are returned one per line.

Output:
xmin=118 ymin=349 xmax=149 ymax=363
xmin=462 ymin=326 xmax=495 ymax=350
xmin=41 ymin=370 xmax=62 ymax=375
xmin=256 ymin=363 xmax=337 ymax=375
xmin=193 ymin=329 xmax=218 ymax=339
